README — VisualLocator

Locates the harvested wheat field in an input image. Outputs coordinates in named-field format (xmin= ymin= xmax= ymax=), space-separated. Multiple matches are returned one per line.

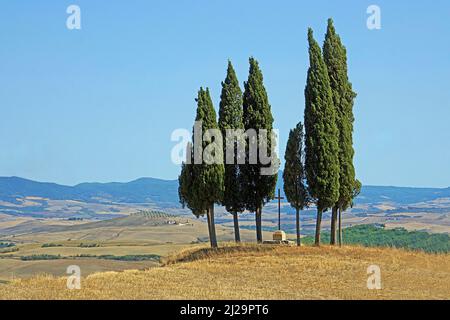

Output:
xmin=0 ymin=244 xmax=449 ymax=300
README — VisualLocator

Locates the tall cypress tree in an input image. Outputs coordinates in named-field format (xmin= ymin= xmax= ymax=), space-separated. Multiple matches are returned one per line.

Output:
xmin=178 ymin=88 xmax=224 ymax=248
xmin=283 ymin=122 xmax=309 ymax=246
xmin=323 ymin=18 xmax=357 ymax=245
xmin=241 ymin=57 xmax=278 ymax=243
xmin=304 ymin=28 xmax=340 ymax=246
xmin=218 ymin=61 xmax=245 ymax=242
xmin=179 ymin=143 xmax=194 ymax=212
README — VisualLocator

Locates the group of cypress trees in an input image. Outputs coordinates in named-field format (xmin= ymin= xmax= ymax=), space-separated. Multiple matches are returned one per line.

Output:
xmin=284 ymin=19 xmax=360 ymax=246
xmin=179 ymin=58 xmax=277 ymax=248
xmin=179 ymin=19 xmax=359 ymax=248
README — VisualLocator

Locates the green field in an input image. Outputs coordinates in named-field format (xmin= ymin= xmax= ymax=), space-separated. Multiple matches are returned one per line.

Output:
xmin=301 ymin=224 xmax=450 ymax=253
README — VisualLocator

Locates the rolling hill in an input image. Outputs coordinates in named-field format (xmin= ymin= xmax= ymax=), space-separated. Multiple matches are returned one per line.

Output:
xmin=0 ymin=212 xmax=273 ymax=280
xmin=0 ymin=211 xmax=268 ymax=244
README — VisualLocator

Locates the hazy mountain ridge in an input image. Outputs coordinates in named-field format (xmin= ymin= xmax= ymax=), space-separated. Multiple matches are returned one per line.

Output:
xmin=355 ymin=185 xmax=450 ymax=205
xmin=0 ymin=175 xmax=449 ymax=220
xmin=0 ymin=176 xmax=178 ymax=205
xmin=2 ymin=175 xmax=449 ymax=204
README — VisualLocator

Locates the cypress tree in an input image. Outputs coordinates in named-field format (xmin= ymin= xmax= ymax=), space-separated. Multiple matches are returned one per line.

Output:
xmin=304 ymin=28 xmax=340 ymax=246
xmin=283 ymin=122 xmax=309 ymax=246
xmin=178 ymin=88 xmax=224 ymax=248
xmin=218 ymin=61 xmax=245 ymax=242
xmin=241 ymin=57 xmax=278 ymax=243
xmin=179 ymin=143 xmax=194 ymax=212
xmin=323 ymin=18 xmax=357 ymax=245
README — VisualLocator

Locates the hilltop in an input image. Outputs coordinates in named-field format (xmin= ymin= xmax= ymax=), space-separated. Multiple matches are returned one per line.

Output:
xmin=1 ymin=245 xmax=448 ymax=300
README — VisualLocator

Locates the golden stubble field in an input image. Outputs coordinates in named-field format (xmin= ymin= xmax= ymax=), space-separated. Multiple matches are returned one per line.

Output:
xmin=0 ymin=244 xmax=448 ymax=300
xmin=0 ymin=217 xmax=274 ymax=280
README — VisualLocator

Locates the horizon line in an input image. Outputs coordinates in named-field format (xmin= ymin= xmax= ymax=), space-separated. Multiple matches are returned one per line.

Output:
xmin=0 ymin=175 xmax=448 ymax=190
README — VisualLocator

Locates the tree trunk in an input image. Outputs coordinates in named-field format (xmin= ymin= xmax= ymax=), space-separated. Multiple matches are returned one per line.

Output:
xmin=232 ymin=212 xmax=241 ymax=243
xmin=207 ymin=204 xmax=218 ymax=248
xmin=330 ymin=206 xmax=338 ymax=245
xmin=314 ymin=208 xmax=323 ymax=246
xmin=255 ymin=206 xmax=263 ymax=243
xmin=338 ymin=207 xmax=343 ymax=247
xmin=296 ymin=208 xmax=301 ymax=246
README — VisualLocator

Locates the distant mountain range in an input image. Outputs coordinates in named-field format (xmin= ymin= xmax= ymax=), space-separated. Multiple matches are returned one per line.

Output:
xmin=273 ymin=172 xmax=450 ymax=205
xmin=0 ymin=174 xmax=449 ymax=219
xmin=0 ymin=176 xmax=179 ymax=206
xmin=1 ymin=174 xmax=450 ymax=206
xmin=0 ymin=176 xmax=180 ymax=219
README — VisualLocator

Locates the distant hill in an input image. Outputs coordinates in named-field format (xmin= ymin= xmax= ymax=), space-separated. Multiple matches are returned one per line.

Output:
xmin=0 ymin=210 xmax=264 ymax=245
xmin=0 ymin=176 xmax=179 ymax=206
xmin=0 ymin=174 xmax=449 ymax=219
xmin=0 ymin=211 xmax=180 ymax=237
xmin=356 ymin=185 xmax=450 ymax=205
xmin=274 ymin=171 xmax=450 ymax=205
xmin=2 ymin=174 xmax=449 ymax=206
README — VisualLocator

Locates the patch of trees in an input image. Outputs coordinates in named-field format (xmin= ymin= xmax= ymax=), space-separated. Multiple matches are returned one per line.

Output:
xmin=41 ymin=243 xmax=63 ymax=248
xmin=96 ymin=254 xmax=160 ymax=262
xmin=70 ymin=254 xmax=161 ymax=261
xmin=19 ymin=253 xmax=161 ymax=261
xmin=21 ymin=254 xmax=62 ymax=261
xmin=135 ymin=210 xmax=176 ymax=218
xmin=0 ymin=247 xmax=19 ymax=254
xmin=302 ymin=224 xmax=450 ymax=254
xmin=0 ymin=242 xmax=15 ymax=248
xmin=179 ymin=19 xmax=359 ymax=247
xmin=78 ymin=243 xmax=99 ymax=248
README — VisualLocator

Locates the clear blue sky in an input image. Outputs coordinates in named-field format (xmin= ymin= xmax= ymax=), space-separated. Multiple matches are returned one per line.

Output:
xmin=0 ymin=0 xmax=449 ymax=187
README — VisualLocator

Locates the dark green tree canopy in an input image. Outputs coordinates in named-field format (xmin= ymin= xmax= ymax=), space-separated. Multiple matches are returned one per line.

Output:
xmin=218 ymin=61 xmax=245 ymax=214
xmin=241 ymin=57 xmax=278 ymax=212
xmin=178 ymin=88 xmax=224 ymax=216
xmin=242 ymin=58 xmax=274 ymax=131
xmin=219 ymin=61 xmax=244 ymax=132
xmin=178 ymin=143 xmax=203 ymax=216
xmin=283 ymin=122 xmax=309 ymax=211
xmin=304 ymin=28 xmax=340 ymax=211
xmin=323 ymin=18 xmax=357 ymax=210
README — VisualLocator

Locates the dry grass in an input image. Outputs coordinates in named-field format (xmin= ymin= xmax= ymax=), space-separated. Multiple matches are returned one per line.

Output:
xmin=0 ymin=258 xmax=159 ymax=280
xmin=0 ymin=245 xmax=448 ymax=300
xmin=161 ymin=242 xmax=276 ymax=265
